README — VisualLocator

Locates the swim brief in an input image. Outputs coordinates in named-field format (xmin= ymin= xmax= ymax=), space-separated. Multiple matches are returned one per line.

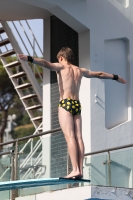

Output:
xmin=58 ymin=98 xmax=81 ymax=115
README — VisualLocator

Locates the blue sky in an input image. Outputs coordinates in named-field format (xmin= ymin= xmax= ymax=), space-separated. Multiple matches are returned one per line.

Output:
xmin=26 ymin=19 xmax=43 ymax=57
xmin=7 ymin=19 xmax=43 ymax=57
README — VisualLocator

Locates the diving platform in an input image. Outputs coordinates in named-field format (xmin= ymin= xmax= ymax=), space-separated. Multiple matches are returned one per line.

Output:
xmin=0 ymin=177 xmax=90 ymax=191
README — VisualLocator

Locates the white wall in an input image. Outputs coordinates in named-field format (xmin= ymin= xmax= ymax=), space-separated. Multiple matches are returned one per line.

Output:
xmin=86 ymin=0 xmax=133 ymax=151
xmin=116 ymin=0 xmax=129 ymax=8
xmin=79 ymin=30 xmax=91 ymax=153
xmin=16 ymin=185 xmax=133 ymax=200
xmin=42 ymin=18 xmax=51 ymax=178
xmin=104 ymin=39 xmax=128 ymax=129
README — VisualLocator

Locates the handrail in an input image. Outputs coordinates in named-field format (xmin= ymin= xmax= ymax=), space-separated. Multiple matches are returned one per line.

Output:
xmin=19 ymin=21 xmax=35 ymax=56
xmin=12 ymin=21 xmax=29 ymax=55
xmin=25 ymin=20 xmax=43 ymax=56
xmin=1 ymin=126 xmax=133 ymax=154
xmin=9 ymin=20 xmax=43 ymax=84
xmin=1 ymin=128 xmax=133 ymax=196
xmin=84 ymin=142 xmax=133 ymax=156
xmin=0 ymin=128 xmax=61 ymax=147
xmin=0 ymin=150 xmax=14 ymax=156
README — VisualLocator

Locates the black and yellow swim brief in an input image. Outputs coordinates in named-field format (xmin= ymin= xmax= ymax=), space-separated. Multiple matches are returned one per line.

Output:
xmin=58 ymin=98 xmax=81 ymax=115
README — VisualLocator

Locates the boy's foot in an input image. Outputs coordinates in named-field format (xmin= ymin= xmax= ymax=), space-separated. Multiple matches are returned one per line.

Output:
xmin=73 ymin=175 xmax=83 ymax=179
xmin=64 ymin=171 xmax=82 ymax=179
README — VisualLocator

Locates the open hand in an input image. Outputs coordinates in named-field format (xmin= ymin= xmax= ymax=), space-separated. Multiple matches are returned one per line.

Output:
xmin=17 ymin=54 xmax=28 ymax=61
xmin=117 ymin=76 xmax=127 ymax=84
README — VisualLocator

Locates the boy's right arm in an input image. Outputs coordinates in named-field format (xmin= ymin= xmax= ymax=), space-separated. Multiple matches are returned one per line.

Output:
xmin=17 ymin=54 xmax=63 ymax=71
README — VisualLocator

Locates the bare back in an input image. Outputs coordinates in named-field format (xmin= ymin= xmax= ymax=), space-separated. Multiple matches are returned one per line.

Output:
xmin=56 ymin=64 xmax=82 ymax=100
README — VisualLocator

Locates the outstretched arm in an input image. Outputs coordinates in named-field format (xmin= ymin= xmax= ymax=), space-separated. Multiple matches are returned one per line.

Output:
xmin=81 ymin=68 xmax=127 ymax=84
xmin=17 ymin=54 xmax=64 ymax=71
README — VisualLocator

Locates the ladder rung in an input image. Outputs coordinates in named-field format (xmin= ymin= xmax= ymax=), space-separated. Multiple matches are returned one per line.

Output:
xmin=0 ymin=38 xmax=10 ymax=47
xmin=38 ymin=127 xmax=43 ymax=131
xmin=0 ymin=49 xmax=15 ymax=57
xmin=5 ymin=61 xmax=21 ymax=68
xmin=10 ymin=72 xmax=26 ymax=79
xmin=31 ymin=116 xmax=42 ymax=121
xmin=16 ymin=83 xmax=32 ymax=89
xmin=0 ymin=27 xmax=5 ymax=34
xmin=20 ymin=94 xmax=37 ymax=100
xmin=26 ymin=105 xmax=42 ymax=110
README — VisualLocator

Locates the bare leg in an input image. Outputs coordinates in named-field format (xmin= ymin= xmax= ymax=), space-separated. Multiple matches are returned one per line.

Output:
xmin=74 ymin=114 xmax=84 ymax=177
xmin=58 ymin=107 xmax=81 ymax=178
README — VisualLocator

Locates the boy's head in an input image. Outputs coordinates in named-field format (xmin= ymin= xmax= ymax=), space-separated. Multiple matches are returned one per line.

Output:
xmin=57 ymin=47 xmax=74 ymax=64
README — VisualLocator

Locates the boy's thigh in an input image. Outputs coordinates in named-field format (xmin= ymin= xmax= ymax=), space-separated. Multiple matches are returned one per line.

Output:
xmin=58 ymin=107 xmax=75 ymax=136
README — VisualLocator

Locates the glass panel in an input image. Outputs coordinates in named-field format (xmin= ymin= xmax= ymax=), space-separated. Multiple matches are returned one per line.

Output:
xmin=1 ymin=141 xmax=133 ymax=199
xmin=18 ymin=137 xmax=44 ymax=196
xmin=84 ymin=148 xmax=133 ymax=188
xmin=84 ymin=153 xmax=108 ymax=186
xmin=110 ymin=148 xmax=133 ymax=188
xmin=0 ymin=153 xmax=11 ymax=200
xmin=17 ymin=132 xmax=80 ymax=197
xmin=1 ymin=139 xmax=133 ymax=199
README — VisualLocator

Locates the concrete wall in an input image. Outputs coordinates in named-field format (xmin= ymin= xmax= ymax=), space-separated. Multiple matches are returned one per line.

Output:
xmin=16 ymin=185 xmax=133 ymax=200
xmin=86 ymin=0 xmax=133 ymax=152
xmin=42 ymin=18 xmax=51 ymax=178
xmin=79 ymin=30 xmax=91 ymax=153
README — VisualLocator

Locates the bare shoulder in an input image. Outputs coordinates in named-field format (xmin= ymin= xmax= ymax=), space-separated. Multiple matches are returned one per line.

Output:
xmin=80 ymin=68 xmax=93 ymax=78
xmin=52 ymin=62 xmax=64 ymax=71
xmin=53 ymin=62 xmax=63 ymax=68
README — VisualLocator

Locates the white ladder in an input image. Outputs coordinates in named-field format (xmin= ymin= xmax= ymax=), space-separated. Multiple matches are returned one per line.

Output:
xmin=0 ymin=20 xmax=45 ymax=180
xmin=0 ymin=21 xmax=43 ymax=131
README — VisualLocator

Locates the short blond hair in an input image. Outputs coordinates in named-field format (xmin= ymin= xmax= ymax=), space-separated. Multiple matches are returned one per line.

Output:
xmin=57 ymin=47 xmax=74 ymax=64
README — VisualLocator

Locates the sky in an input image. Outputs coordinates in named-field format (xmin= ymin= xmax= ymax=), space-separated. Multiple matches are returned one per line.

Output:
xmin=6 ymin=19 xmax=43 ymax=57
xmin=26 ymin=19 xmax=43 ymax=57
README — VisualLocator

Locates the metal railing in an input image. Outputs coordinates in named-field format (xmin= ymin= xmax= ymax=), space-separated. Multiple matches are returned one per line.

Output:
xmin=9 ymin=20 xmax=43 ymax=83
xmin=0 ymin=128 xmax=61 ymax=200
xmin=0 ymin=123 xmax=43 ymax=182
xmin=1 ymin=127 xmax=133 ymax=199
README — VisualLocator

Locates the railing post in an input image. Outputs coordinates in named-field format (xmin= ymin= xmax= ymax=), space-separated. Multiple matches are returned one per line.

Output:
xmin=108 ymin=151 xmax=111 ymax=186
xmin=31 ymin=139 xmax=33 ymax=177
xmin=11 ymin=151 xmax=15 ymax=200
xmin=33 ymin=37 xmax=36 ymax=74
xmin=14 ymin=140 xmax=19 ymax=198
